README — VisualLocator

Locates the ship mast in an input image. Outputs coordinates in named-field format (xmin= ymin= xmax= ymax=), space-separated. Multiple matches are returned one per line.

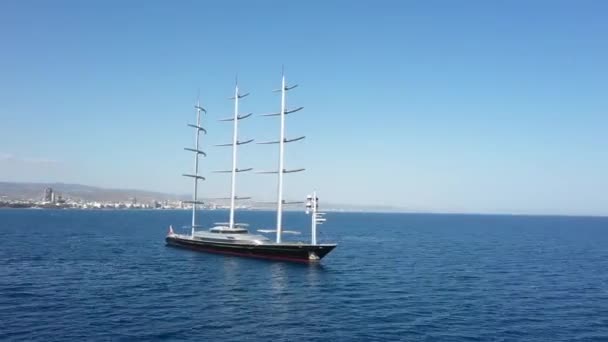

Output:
xmin=306 ymin=191 xmax=326 ymax=245
xmin=259 ymin=70 xmax=305 ymax=243
xmin=229 ymin=85 xmax=239 ymax=229
xmin=183 ymin=98 xmax=207 ymax=237
xmin=215 ymin=80 xmax=253 ymax=229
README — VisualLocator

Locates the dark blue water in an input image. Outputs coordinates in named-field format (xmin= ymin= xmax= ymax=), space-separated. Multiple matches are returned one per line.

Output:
xmin=1 ymin=209 xmax=607 ymax=341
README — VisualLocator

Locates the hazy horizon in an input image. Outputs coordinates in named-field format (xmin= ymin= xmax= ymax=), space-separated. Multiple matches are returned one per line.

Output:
xmin=1 ymin=1 xmax=607 ymax=216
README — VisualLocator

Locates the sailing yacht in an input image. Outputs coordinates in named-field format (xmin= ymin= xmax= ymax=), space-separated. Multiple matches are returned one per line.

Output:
xmin=165 ymin=74 xmax=337 ymax=262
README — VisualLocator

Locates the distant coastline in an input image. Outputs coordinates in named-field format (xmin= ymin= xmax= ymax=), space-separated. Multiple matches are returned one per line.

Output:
xmin=0 ymin=181 xmax=401 ymax=213
xmin=1 ymin=204 xmax=607 ymax=219
xmin=3 ymin=181 xmax=603 ymax=217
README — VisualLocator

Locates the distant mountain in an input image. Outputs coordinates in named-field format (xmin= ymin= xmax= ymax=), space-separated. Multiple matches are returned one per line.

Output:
xmin=0 ymin=182 xmax=185 ymax=203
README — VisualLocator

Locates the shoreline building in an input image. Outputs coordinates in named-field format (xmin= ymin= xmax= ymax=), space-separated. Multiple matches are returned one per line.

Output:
xmin=43 ymin=187 xmax=53 ymax=202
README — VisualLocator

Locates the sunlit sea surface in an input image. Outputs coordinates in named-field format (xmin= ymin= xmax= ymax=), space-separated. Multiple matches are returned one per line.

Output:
xmin=1 ymin=209 xmax=607 ymax=341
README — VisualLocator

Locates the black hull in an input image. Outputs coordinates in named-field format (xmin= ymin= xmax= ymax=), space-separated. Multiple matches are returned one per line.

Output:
xmin=166 ymin=235 xmax=336 ymax=262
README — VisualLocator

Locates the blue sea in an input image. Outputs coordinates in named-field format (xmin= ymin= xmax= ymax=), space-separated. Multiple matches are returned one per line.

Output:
xmin=1 ymin=209 xmax=607 ymax=341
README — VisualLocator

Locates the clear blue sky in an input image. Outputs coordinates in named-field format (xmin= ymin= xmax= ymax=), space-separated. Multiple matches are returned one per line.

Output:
xmin=1 ymin=1 xmax=607 ymax=215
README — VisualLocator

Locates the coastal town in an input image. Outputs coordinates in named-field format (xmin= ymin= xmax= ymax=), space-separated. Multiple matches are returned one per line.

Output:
xmin=0 ymin=187 xmax=218 ymax=210
xmin=0 ymin=183 xmax=383 ymax=212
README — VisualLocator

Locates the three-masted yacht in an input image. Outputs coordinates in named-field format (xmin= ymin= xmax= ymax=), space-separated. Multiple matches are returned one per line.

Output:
xmin=165 ymin=73 xmax=337 ymax=262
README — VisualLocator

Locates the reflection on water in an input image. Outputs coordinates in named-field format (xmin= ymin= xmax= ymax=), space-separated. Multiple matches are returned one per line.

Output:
xmin=305 ymin=263 xmax=324 ymax=288
xmin=270 ymin=262 xmax=327 ymax=292
xmin=221 ymin=257 xmax=241 ymax=288
xmin=269 ymin=262 xmax=288 ymax=293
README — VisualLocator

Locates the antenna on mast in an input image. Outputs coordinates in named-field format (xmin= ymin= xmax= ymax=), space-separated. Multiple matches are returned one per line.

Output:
xmin=306 ymin=191 xmax=325 ymax=245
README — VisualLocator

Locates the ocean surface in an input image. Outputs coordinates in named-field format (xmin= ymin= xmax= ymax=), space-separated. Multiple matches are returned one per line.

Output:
xmin=1 ymin=209 xmax=607 ymax=341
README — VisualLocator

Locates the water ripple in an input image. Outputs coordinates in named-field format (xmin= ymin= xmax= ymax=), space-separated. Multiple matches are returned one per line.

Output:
xmin=1 ymin=210 xmax=608 ymax=341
